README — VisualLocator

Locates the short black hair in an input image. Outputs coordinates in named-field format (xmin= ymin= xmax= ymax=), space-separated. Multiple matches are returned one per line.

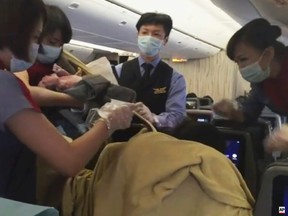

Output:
xmin=41 ymin=5 xmax=72 ymax=44
xmin=136 ymin=12 xmax=173 ymax=37
xmin=0 ymin=0 xmax=46 ymax=61
xmin=203 ymin=95 xmax=214 ymax=103
xmin=226 ymin=18 xmax=284 ymax=61
xmin=186 ymin=92 xmax=197 ymax=98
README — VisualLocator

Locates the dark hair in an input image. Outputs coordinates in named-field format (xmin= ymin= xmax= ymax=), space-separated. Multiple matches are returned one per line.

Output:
xmin=136 ymin=12 xmax=173 ymax=37
xmin=226 ymin=18 xmax=285 ymax=61
xmin=41 ymin=5 xmax=72 ymax=44
xmin=186 ymin=92 xmax=197 ymax=98
xmin=203 ymin=95 xmax=214 ymax=103
xmin=0 ymin=0 xmax=46 ymax=61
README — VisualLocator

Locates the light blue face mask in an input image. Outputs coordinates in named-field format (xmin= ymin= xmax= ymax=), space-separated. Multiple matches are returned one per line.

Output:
xmin=37 ymin=44 xmax=62 ymax=64
xmin=137 ymin=35 xmax=163 ymax=56
xmin=10 ymin=43 xmax=39 ymax=72
xmin=239 ymin=61 xmax=270 ymax=83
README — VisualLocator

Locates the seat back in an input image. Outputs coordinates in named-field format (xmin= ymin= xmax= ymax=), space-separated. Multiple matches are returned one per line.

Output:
xmin=198 ymin=97 xmax=213 ymax=106
xmin=0 ymin=198 xmax=59 ymax=216
xmin=186 ymin=97 xmax=213 ymax=110
xmin=259 ymin=113 xmax=282 ymax=130
xmin=213 ymin=119 xmax=273 ymax=197
xmin=216 ymin=128 xmax=258 ymax=196
xmin=254 ymin=160 xmax=288 ymax=216
xmin=212 ymin=119 xmax=271 ymax=159
xmin=186 ymin=97 xmax=200 ymax=109
xmin=186 ymin=109 xmax=213 ymax=123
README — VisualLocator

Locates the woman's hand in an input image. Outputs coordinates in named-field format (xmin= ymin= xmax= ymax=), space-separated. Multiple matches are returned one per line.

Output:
xmin=265 ymin=125 xmax=288 ymax=153
xmin=212 ymin=99 xmax=236 ymax=118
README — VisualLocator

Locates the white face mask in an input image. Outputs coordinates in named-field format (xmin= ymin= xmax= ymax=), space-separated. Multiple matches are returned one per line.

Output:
xmin=137 ymin=35 xmax=163 ymax=56
xmin=240 ymin=61 xmax=270 ymax=83
xmin=10 ymin=43 xmax=39 ymax=73
xmin=37 ymin=44 xmax=62 ymax=64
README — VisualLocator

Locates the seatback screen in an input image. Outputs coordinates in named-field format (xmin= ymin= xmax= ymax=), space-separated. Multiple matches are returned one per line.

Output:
xmin=225 ymin=139 xmax=241 ymax=166
xmin=196 ymin=117 xmax=210 ymax=123
xmin=224 ymin=137 xmax=245 ymax=174
xmin=193 ymin=114 xmax=212 ymax=123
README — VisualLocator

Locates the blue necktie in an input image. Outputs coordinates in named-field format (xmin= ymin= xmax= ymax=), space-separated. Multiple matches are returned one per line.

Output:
xmin=142 ymin=63 xmax=153 ymax=83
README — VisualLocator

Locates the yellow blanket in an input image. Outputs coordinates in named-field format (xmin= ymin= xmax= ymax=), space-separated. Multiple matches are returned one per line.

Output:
xmin=62 ymin=132 xmax=254 ymax=216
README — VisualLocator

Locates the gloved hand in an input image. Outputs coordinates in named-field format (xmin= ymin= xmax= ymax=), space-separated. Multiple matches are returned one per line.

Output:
xmin=96 ymin=102 xmax=133 ymax=134
xmin=265 ymin=124 xmax=288 ymax=153
xmin=212 ymin=99 xmax=236 ymax=118
xmin=134 ymin=102 xmax=155 ymax=123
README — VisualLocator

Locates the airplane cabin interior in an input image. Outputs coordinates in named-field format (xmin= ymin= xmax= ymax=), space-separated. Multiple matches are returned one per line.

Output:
xmin=2 ymin=0 xmax=288 ymax=215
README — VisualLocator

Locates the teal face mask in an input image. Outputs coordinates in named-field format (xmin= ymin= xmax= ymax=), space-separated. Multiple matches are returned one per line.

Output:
xmin=137 ymin=35 xmax=163 ymax=56
xmin=239 ymin=61 xmax=270 ymax=83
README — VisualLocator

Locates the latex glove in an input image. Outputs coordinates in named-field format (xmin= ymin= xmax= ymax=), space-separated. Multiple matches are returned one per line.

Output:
xmin=134 ymin=102 xmax=155 ymax=123
xmin=97 ymin=102 xmax=133 ymax=134
xmin=212 ymin=99 xmax=236 ymax=118
xmin=265 ymin=124 xmax=288 ymax=153
xmin=56 ymin=75 xmax=82 ymax=91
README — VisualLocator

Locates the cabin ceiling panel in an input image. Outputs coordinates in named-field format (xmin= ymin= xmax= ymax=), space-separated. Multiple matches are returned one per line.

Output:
xmin=72 ymin=28 xmax=135 ymax=47
xmin=43 ymin=0 xmax=222 ymax=59
xmin=210 ymin=0 xmax=261 ymax=25
xmin=43 ymin=0 xmax=288 ymax=59
xmin=211 ymin=0 xmax=288 ymax=44
xmin=250 ymin=0 xmax=288 ymax=44
xmin=107 ymin=0 xmax=242 ymax=48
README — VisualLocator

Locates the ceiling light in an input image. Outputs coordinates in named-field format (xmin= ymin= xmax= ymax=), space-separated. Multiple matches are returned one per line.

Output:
xmin=68 ymin=2 xmax=80 ymax=9
xmin=172 ymin=58 xmax=187 ymax=63
xmin=119 ymin=21 xmax=127 ymax=26
xmin=69 ymin=39 xmax=137 ymax=56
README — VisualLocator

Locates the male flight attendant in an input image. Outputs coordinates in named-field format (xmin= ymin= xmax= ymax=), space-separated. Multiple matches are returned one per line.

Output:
xmin=113 ymin=12 xmax=186 ymax=135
